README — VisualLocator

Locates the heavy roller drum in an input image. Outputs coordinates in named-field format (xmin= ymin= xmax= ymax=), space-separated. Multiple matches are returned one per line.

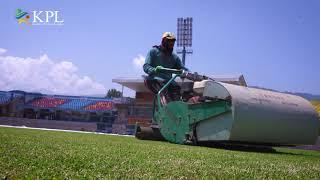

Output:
xmin=135 ymin=68 xmax=319 ymax=146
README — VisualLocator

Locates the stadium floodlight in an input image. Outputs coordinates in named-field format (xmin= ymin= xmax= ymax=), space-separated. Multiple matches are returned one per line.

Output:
xmin=177 ymin=17 xmax=193 ymax=65
xmin=177 ymin=17 xmax=193 ymax=47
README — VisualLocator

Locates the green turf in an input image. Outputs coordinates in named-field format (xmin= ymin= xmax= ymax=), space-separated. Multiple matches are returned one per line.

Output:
xmin=0 ymin=127 xmax=319 ymax=179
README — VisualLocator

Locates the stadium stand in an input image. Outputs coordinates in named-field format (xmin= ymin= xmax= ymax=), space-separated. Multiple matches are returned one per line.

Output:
xmin=0 ymin=93 xmax=11 ymax=105
xmin=84 ymin=101 xmax=114 ymax=111
xmin=59 ymin=98 xmax=96 ymax=111
xmin=29 ymin=97 xmax=68 ymax=108
xmin=0 ymin=90 xmax=137 ymax=135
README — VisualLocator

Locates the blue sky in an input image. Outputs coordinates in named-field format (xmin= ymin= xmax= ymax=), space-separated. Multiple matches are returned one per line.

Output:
xmin=1 ymin=0 xmax=320 ymax=96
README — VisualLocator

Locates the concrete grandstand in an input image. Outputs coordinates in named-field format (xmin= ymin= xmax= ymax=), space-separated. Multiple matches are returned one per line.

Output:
xmin=0 ymin=90 xmax=140 ymax=135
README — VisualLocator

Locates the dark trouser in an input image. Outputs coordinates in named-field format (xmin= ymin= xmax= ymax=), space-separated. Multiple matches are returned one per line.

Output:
xmin=144 ymin=79 xmax=181 ymax=102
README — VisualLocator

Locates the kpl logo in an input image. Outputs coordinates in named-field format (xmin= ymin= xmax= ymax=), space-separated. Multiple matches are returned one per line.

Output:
xmin=16 ymin=8 xmax=64 ymax=26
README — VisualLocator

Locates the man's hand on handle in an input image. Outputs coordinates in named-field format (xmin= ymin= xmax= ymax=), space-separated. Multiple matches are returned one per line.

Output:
xmin=153 ymin=66 xmax=164 ymax=73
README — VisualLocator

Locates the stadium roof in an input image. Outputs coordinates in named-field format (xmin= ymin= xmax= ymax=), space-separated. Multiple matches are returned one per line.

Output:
xmin=112 ymin=75 xmax=247 ymax=92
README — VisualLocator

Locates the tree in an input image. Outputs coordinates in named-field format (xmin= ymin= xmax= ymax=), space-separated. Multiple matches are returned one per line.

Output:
xmin=106 ymin=88 xmax=122 ymax=98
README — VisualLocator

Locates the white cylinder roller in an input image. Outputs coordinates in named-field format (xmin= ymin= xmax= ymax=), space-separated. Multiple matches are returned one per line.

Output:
xmin=195 ymin=81 xmax=319 ymax=145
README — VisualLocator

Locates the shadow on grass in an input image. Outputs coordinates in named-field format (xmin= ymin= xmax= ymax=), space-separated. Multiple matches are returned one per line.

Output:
xmin=197 ymin=142 xmax=318 ymax=156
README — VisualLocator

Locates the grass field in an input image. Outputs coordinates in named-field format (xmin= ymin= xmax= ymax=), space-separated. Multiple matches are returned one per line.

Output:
xmin=0 ymin=127 xmax=319 ymax=179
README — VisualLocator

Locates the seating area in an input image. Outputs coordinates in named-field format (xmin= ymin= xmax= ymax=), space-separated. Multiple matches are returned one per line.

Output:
xmin=0 ymin=91 xmax=14 ymax=105
xmin=0 ymin=90 xmax=137 ymax=135
xmin=30 ymin=97 xmax=68 ymax=108
xmin=0 ymin=94 xmax=11 ymax=105
xmin=85 ymin=101 xmax=114 ymax=111
xmin=27 ymin=97 xmax=118 ymax=112
xmin=59 ymin=99 xmax=96 ymax=111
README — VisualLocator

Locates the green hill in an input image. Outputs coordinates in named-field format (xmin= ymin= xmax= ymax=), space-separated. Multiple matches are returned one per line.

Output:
xmin=0 ymin=126 xmax=319 ymax=179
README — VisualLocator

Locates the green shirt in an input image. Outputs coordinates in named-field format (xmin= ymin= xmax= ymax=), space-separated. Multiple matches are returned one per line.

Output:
xmin=143 ymin=47 xmax=188 ymax=81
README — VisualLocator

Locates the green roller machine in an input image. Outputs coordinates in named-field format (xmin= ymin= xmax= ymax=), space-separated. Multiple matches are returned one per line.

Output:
xmin=135 ymin=68 xmax=319 ymax=146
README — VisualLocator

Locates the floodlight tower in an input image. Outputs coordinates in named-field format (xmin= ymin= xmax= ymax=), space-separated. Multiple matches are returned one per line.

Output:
xmin=177 ymin=17 xmax=193 ymax=66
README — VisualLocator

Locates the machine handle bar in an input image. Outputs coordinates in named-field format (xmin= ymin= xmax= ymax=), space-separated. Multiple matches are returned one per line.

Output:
xmin=159 ymin=67 xmax=184 ymax=75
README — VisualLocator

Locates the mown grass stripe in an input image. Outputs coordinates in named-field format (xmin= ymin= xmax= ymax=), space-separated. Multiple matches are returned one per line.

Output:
xmin=1 ymin=126 xmax=320 ymax=178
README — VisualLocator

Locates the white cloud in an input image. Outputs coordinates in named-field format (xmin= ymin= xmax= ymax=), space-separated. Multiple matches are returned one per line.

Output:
xmin=0 ymin=53 xmax=106 ymax=95
xmin=132 ymin=54 xmax=145 ymax=69
xmin=0 ymin=48 xmax=7 ymax=55
xmin=132 ymin=54 xmax=145 ymax=75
